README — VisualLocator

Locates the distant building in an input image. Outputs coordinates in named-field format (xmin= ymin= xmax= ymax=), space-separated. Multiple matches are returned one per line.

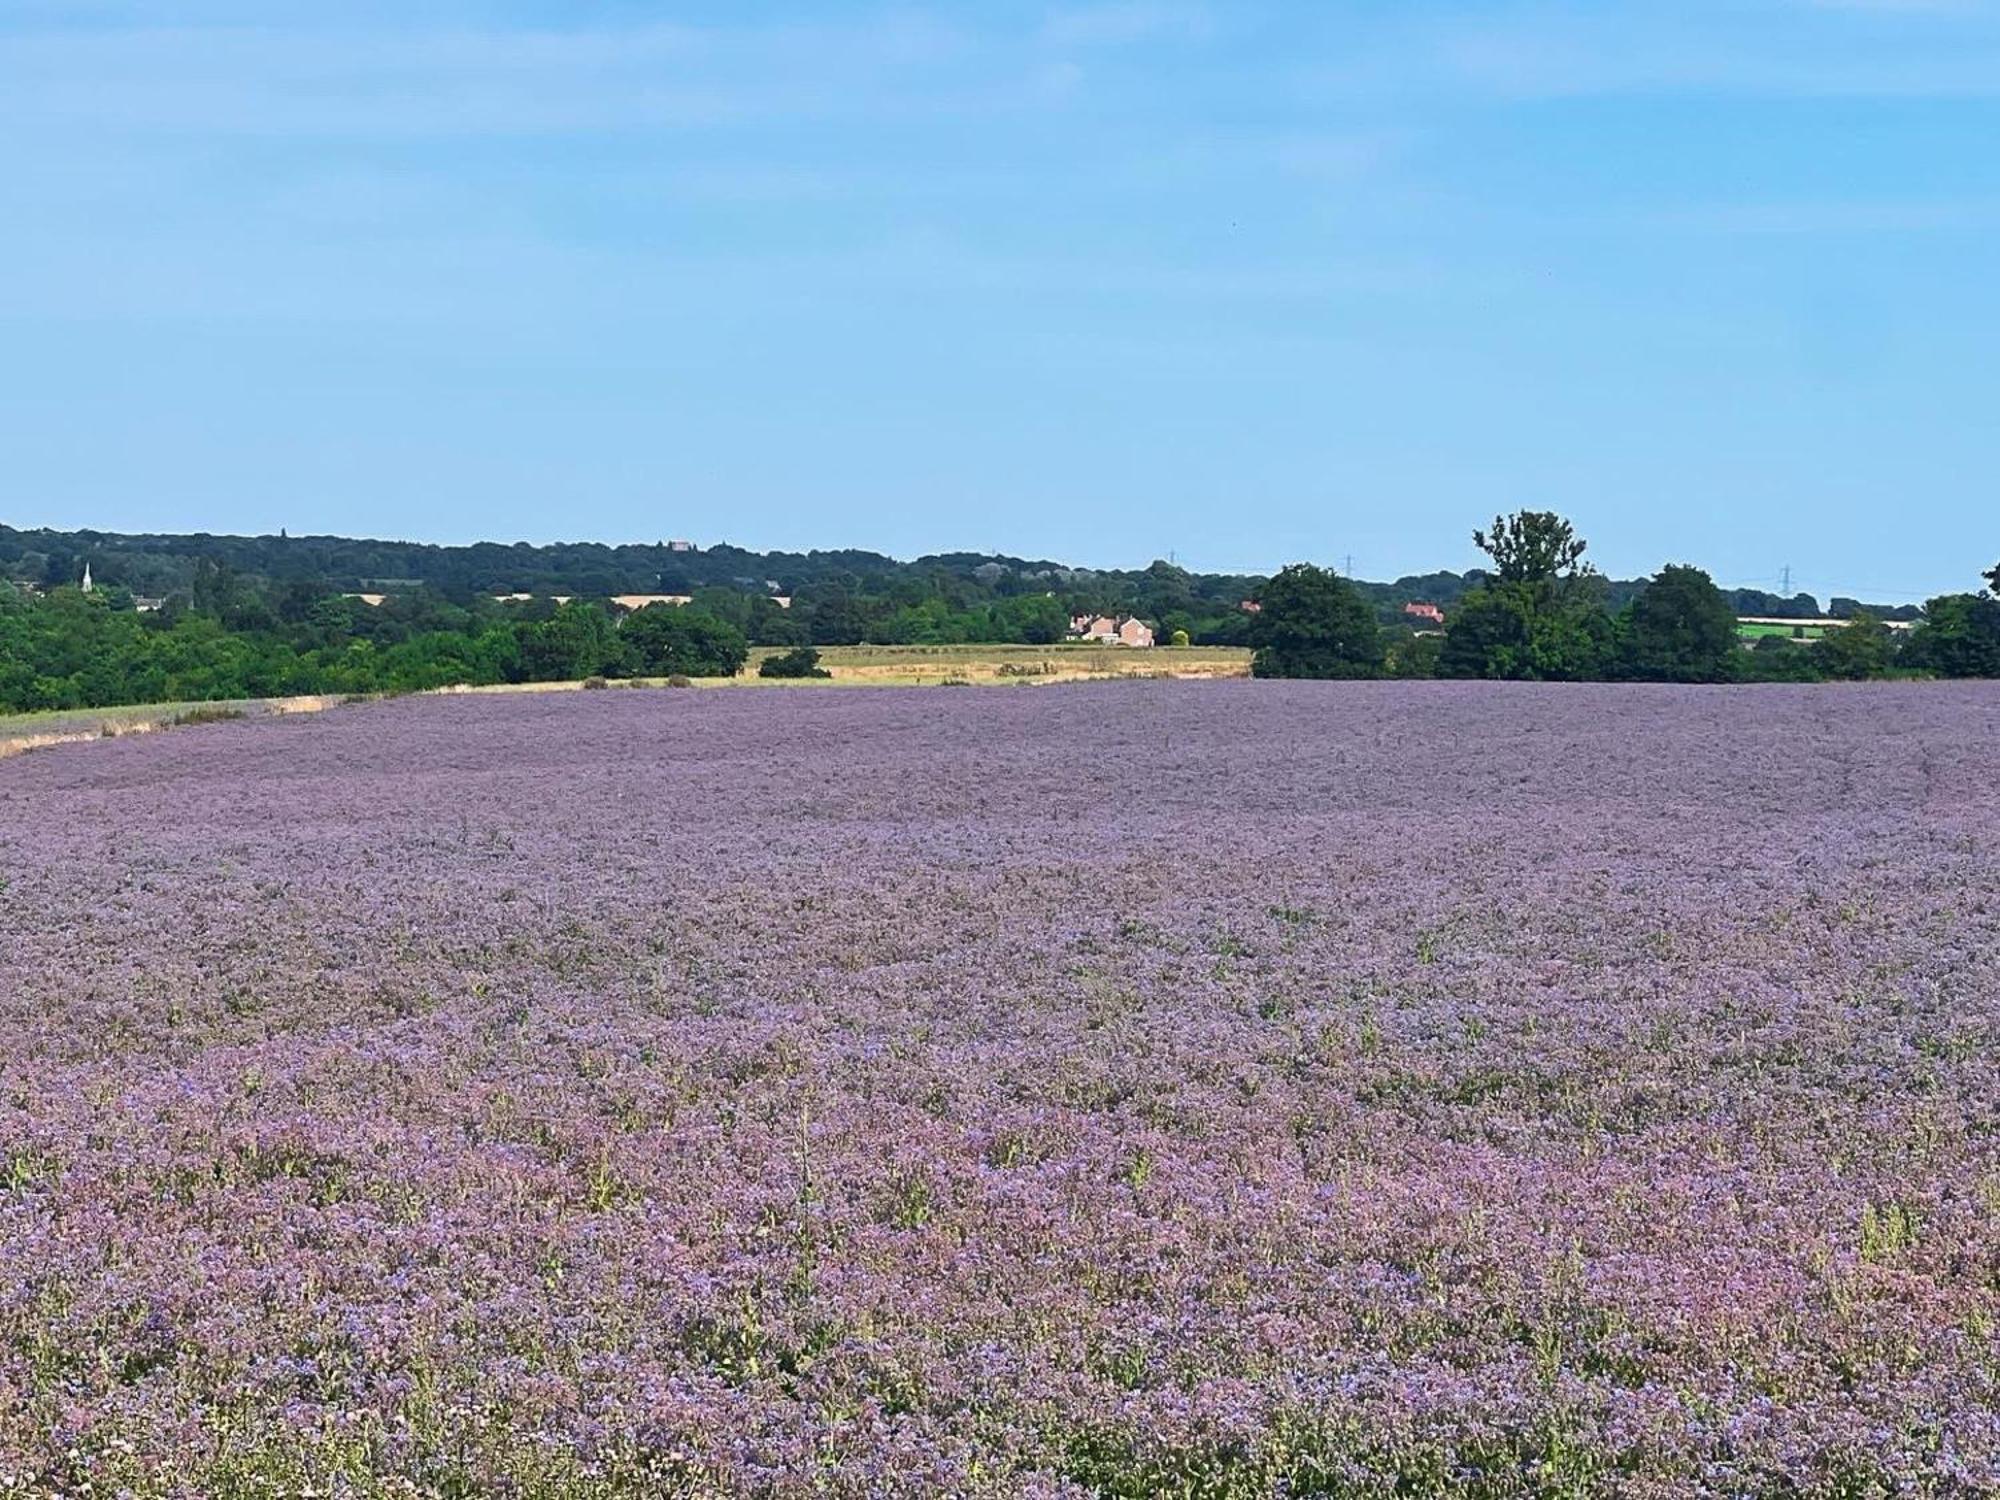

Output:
xmin=133 ymin=597 xmax=166 ymax=613
xmin=1403 ymin=601 xmax=1445 ymax=626
xmin=666 ymin=539 xmax=695 ymax=553
xmin=1239 ymin=599 xmax=1262 ymax=614
xmin=343 ymin=593 xmax=388 ymax=607
xmin=1068 ymin=614 xmax=1155 ymax=647
xmin=610 ymin=594 xmax=693 ymax=612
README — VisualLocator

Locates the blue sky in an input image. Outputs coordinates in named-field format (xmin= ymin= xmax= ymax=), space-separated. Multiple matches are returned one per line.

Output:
xmin=3 ymin=2 xmax=1997 ymax=597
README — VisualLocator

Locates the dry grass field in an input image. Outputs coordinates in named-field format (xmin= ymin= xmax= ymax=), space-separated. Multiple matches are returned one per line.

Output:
xmin=0 ymin=696 xmax=340 ymax=760
xmin=740 ymin=642 xmax=1252 ymax=687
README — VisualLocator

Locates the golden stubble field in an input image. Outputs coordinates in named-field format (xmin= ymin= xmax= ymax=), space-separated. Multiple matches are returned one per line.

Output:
xmin=740 ymin=643 xmax=1252 ymax=687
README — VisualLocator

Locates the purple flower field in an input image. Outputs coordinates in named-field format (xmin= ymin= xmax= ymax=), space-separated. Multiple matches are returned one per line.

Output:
xmin=1 ymin=681 xmax=1996 ymax=1496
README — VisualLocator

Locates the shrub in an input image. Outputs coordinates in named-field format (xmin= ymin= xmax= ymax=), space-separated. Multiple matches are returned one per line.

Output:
xmin=582 ymin=676 xmax=609 ymax=691
xmin=666 ymin=675 xmax=694 ymax=689
xmin=172 ymin=705 xmax=247 ymax=727
xmin=758 ymin=646 xmax=832 ymax=680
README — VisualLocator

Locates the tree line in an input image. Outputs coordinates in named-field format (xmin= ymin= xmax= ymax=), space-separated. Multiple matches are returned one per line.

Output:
xmin=3 ymin=516 xmax=1995 ymax=713
xmin=0 ymin=577 xmax=764 ymax=713
xmin=1249 ymin=512 xmax=2000 ymax=684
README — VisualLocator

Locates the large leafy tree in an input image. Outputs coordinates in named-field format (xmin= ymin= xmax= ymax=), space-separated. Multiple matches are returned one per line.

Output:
xmin=514 ymin=601 xmax=631 ymax=681
xmin=1249 ymin=564 xmax=1383 ymax=679
xmin=1440 ymin=512 xmax=1611 ymax=680
xmin=1618 ymin=564 xmax=1740 ymax=682
xmin=1905 ymin=593 xmax=2000 ymax=678
xmin=621 ymin=604 xmax=749 ymax=678
xmin=1812 ymin=613 xmax=1897 ymax=680
xmin=1471 ymin=511 xmax=1589 ymax=584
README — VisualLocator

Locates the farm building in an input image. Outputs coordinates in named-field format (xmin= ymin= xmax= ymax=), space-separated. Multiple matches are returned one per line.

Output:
xmin=1068 ymin=614 xmax=1156 ymax=648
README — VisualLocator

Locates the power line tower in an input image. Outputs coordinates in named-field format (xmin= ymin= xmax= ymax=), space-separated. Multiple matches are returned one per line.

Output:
xmin=1780 ymin=564 xmax=1793 ymax=595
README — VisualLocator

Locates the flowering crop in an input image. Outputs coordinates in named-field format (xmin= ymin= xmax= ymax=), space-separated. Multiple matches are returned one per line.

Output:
xmin=0 ymin=681 xmax=1995 ymax=1496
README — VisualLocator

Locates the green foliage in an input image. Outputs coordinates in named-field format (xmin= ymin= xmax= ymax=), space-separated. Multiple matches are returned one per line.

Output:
xmin=1438 ymin=584 xmax=1612 ymax=682
xmin=6 ymin=521 xmax=1997 ymax=710
xmin=1169 ymin=628 xmax=1191 ymax=649
xmin=1441 ymin=513 xmax=1611 ymax=682
xmin=1249 ymin=564 xmax=1383 ymax=679
xmin=620 ymin=604 xmax=748 ymax=678
xmin=1812 ymin=613 xmax=1898 ymax=681
xmin=1617 ymin=564 xmax=1739 ymax=683
xmin=757 ymin=646 xmax=832 ymax=679
xmin=1859 ymin=1200 xmax=1920 ymax=1263
xmin=1472 ymin=511 xmax=1588 ymax=585
xmin=993 ymin=594 xmax=1071 ymax=646
xmin=1904 ymin=593 xmax=2000 ymax=678
xmin=518 ymin=602 xmax=632 ymax=682
xmin=1386 ymin=632 xmax=1443 ymax=679
xmin=0 ymin=586 xmax=750 ymax=713
xmin=1740 ymin=634 xmax=1825 ymax=683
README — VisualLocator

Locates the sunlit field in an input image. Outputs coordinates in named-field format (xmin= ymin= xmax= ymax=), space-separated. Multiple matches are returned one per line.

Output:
xmin=742 ymin=642 xmax=1251 ymax=687
xmin=2 ymin=682 xmax=1995 ymax=1495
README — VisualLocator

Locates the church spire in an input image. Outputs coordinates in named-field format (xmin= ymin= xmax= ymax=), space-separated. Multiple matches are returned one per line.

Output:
xmin=81 ymin=561 xmax=93 ymax=593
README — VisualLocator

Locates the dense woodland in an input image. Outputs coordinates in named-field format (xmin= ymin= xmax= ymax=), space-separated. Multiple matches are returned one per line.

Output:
xmin=0 ymin=520 xmax=1990 ymax=712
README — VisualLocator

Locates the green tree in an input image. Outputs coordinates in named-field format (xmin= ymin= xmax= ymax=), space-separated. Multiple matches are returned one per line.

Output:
xmin=1904 ymin=593 xmax=2000 ymax=678
xmin=1740 ymin=634 xmax=1824 ymax=683
xmin=1440 ymin=511 xmax=1611 ymax=681
xmin=807 ymin=592 xmax=870 ymax=647
xmin=1472 ymin=511 xmax=1589 ymax=584
xmin=1385 ymin=632 xmax=1443 ymax=679
xmin=515 ymin=601 xmax=631 ymax=682
xmin=621 ymin=604 xmax=748 ymax=677
xmin=1249 ymin=564 xmax=1383 ymax=679
xmin=1618 ymin=564 xmax=1740 ymax=682
xmin=992 ymin=594 xmax=1069 ymax=645
xmin=1812 ymin=613 xmax=1896 ymax=680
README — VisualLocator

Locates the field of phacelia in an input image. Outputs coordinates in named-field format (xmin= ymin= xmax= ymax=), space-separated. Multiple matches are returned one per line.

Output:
xmin=1 ymin=681 xmax=1995 ymax=1496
